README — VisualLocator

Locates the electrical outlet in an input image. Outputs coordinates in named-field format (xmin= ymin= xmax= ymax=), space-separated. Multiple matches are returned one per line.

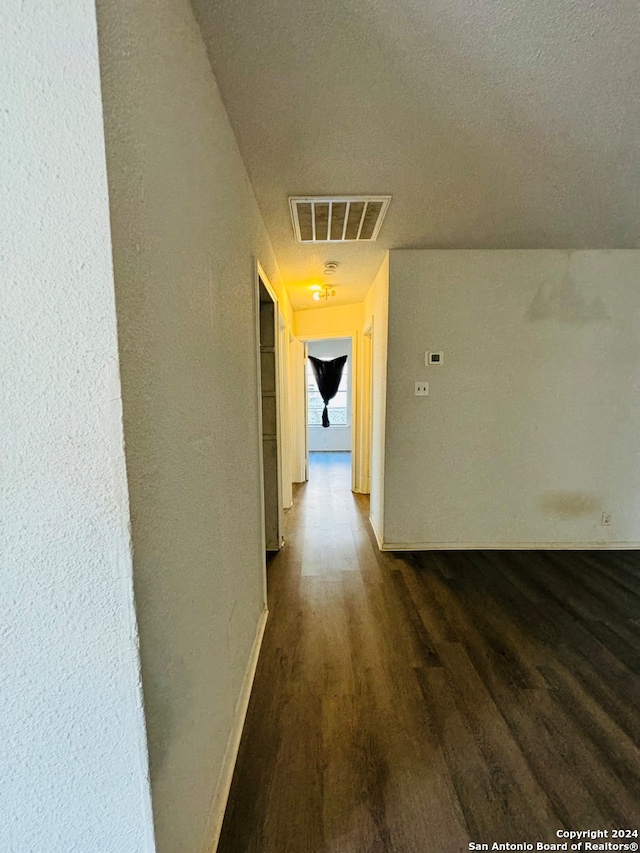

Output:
xmin=601 ymin=511 xmax=612 ymax=526
xmin=414 ymin=381 xmax=429 ymax=396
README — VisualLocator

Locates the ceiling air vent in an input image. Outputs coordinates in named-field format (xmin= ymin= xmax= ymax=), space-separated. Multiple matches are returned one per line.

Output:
xmin=289 ymin=196 xmax=391 ymax=243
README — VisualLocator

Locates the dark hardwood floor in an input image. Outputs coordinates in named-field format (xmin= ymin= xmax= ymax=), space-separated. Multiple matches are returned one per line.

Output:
xmin=218 ymin=452 xmax=640 ymax=852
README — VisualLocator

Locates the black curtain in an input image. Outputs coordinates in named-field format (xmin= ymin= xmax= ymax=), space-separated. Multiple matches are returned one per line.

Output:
xmin=309 ymin=355 xmax=348 ymax=428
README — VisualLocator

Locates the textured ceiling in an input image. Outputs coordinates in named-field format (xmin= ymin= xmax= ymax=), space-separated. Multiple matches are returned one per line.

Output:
xmin=192 ymin=0 xmax=640 ymax=308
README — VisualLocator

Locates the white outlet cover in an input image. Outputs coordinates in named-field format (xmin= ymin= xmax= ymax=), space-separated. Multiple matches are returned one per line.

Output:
xmin=414 ymin=381 xmax=429 ymax=396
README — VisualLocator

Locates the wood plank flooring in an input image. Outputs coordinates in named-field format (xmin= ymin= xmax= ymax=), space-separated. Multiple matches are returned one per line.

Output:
xmin=217 ymin=452 xmax=640 ymax=852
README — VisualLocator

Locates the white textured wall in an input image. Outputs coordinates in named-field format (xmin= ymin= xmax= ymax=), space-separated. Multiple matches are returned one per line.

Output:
xmin=363 ymin=257 xmax=390 ymax=540
xmin=294 ymin=303 xmax=364 ymax=339
xmin=384 ymin=250 xmax=640 ymax=548
xmin=96 ymin=1 xmax=284 ymax=850
xmin=0 ymin=2 xmax=155 ymax=851
xmin=308 ymin=339 xmax=352 ymax=452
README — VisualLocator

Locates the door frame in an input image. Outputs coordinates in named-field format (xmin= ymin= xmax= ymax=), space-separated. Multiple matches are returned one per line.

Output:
xmin=255 ymin=261 xmax=284 ymax=555
xmin=299 ymin=331 xmax=358 ymax=489
xmin=278 ymin=311 xmax=293 ymax=509
xmin=303 ymin=341 xmax=309 ymax=482
xmin=359 ymin=320 xmax=373 ymax=495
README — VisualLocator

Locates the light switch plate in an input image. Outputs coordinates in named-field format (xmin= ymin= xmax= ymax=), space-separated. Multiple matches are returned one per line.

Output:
xmin=414 ymin=381 xmax=429 ymax=396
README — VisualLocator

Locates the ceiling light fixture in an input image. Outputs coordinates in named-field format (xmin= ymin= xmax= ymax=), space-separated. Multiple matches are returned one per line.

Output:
xmin=312 ymin=286 xmax=336 ymax=302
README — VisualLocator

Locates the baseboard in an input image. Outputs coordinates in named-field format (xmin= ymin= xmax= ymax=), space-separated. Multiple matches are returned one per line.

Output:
xmin=377 ymin=540 xmax=640 ymax=551
xmin=366 ymin=517 xmax=640 ymax=551
xmin=203 ymin=606 xmax=268 ymax=853
xmin=369 ymin=514 xmax=385 ymax=550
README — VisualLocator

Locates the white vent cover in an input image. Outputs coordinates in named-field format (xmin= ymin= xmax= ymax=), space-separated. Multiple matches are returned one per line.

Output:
xmin=289 ymin=196 xmax=391 ymax=243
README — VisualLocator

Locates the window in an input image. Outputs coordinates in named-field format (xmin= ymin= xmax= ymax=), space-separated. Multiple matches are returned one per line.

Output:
xmin=307 ymin=358 xmax=349 ymax=426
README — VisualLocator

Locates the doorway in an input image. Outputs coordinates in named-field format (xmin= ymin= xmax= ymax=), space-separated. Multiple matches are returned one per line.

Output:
xmin=258 ymin=275 xmax=283 ymax=551
xmin=305 ymin=337 xmax=352 ymax=481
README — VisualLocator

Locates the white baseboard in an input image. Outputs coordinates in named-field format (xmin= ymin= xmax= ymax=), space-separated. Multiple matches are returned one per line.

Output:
xmin=368 ymin=516 xmax=640 ymax=552
xmin=369 ymin=515 xmax=384 ymax=550
xmin=203 ymin=606 xmax=268 ymax=853
xmin=377 ymin=540 xmax=640 ymax=551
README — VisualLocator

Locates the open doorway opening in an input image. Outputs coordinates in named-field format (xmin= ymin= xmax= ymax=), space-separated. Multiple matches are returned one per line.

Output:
xmin=306 ymin=337 xmax=352 ymax=482
xmin=258 ymin=275 xmax=283 ymax=552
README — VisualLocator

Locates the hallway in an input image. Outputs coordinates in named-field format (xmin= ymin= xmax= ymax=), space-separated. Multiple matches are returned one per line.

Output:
xmin=218 ymin=453 xmax=640 ymax=853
